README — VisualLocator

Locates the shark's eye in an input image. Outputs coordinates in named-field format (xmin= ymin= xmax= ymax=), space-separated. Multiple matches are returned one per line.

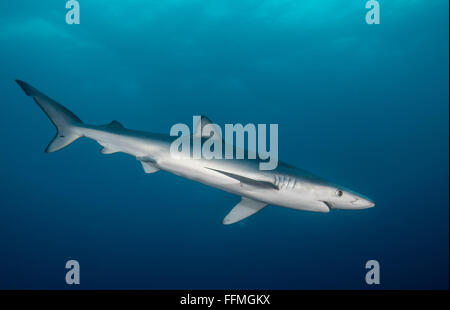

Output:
xmin=336 ymin=190 xmax=343 ymax=197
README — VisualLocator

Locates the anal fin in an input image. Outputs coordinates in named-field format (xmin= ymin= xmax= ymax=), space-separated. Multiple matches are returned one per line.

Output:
xmin=137 ymin=156 xmax=160 ymax=174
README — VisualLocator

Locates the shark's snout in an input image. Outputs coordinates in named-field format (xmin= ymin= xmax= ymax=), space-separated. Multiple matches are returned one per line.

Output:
xmin=351 ymin=197 xmax=375 ymax=209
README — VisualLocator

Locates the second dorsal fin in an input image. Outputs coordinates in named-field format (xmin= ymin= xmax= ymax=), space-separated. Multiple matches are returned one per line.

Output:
xmin=104 ymin=120 xmax=124 ymax=129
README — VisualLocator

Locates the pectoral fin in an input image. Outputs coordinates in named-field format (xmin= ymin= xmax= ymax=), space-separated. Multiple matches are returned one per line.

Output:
xmin=206 ymin=167 xmax=278 ymax=190
xmin=223 ymin=197 xmax=267 ymax=225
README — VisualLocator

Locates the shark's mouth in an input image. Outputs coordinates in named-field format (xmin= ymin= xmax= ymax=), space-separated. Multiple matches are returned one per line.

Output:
xmin=321 ymin=201 xmax=335 ymax=210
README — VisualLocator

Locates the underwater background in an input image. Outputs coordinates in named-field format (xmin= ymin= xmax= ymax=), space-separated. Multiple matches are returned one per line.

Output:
xmin=0 ymin=0 xmax=448 ymax=289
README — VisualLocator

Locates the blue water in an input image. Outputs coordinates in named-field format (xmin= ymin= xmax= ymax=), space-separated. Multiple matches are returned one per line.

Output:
xmin=0 ymin=1 xmax=448 ymax=289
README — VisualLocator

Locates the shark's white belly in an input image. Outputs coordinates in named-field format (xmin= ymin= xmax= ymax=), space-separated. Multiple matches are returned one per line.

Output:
xmin=79 ymin=126 xmax=329 ymax=213
xmin=156 ymin=155 xmax=329 ymax=213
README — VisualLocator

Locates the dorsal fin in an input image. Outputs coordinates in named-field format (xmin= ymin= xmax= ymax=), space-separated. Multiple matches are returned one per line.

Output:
xmin=193 ymin=116 xmax=221 ymax=139
xmin=104 ymin=120 xmax=124 ymax=129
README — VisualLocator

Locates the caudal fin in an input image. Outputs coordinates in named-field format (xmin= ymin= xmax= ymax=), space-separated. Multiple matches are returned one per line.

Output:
xmin=16 ymin=80 xmax=83 ymax=152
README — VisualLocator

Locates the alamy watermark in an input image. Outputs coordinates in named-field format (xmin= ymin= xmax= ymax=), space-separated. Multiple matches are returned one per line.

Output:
xmin=65 ymin=1 xmax=380 ymax=26
xmin=170 ymin=116 xmax=278 ymax=171
xmin=365 ymin=260 xmax=380 ymax=285
xmin=365 ymin=0 xmax=380 ymax=25
xmin=65 ymin=0 xmax=80 ymax=24
xmin=65 ymin=259 xmax=80 ymax=285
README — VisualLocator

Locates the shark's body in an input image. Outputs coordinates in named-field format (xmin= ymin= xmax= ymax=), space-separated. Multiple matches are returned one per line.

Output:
xmin=16 ymin=80 xmax=375 ymax=224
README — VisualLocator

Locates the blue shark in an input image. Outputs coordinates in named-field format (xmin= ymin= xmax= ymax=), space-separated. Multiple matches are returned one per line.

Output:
xmin=16 ymin=80 xmax=375 ymax=224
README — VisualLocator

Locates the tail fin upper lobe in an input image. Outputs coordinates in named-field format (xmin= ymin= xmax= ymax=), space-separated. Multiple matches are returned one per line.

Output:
xmin=16 ymin=80 xmax=83 ymax=152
